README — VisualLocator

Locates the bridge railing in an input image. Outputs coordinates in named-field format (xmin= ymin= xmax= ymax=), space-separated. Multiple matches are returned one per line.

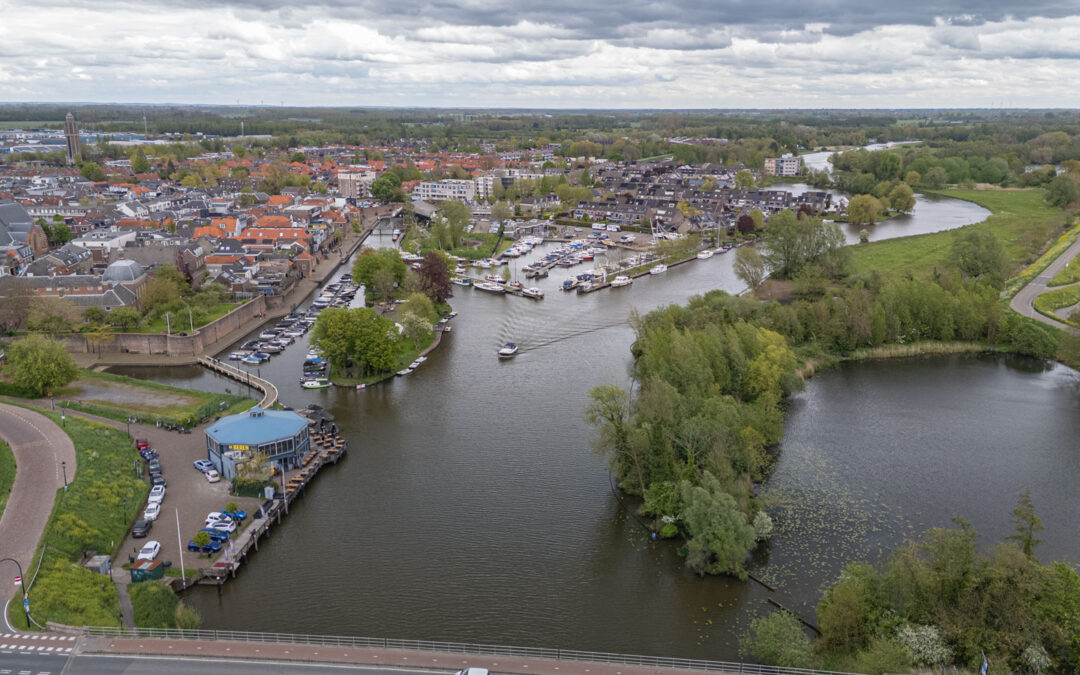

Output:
xmin=83 ymin=626 xmax=863 ymax=675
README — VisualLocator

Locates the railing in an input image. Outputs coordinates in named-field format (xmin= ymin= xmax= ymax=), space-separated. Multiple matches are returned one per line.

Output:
xmin=83 ymin=626 xmax=863 ymax=675
xmin=197 ymin=356 xmax=278 ymax=408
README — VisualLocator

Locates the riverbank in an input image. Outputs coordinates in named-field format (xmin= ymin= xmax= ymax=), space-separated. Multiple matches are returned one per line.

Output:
xmin=794 ymin=341 xmax=992 ymax=379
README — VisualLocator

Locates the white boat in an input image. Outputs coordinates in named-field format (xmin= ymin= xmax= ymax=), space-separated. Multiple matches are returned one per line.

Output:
xmin=611 ymin=275 xmax=632 ymax=287
xmin=301 ymin=379 xmax=331 ymax=389
xmin=650 ymin=264 xmax=668 ymax=275
xmin=452 ymin=277 xmax=472 ymax=286
xmin=498 ymin=342 xmax=519 ymax=358
xmin=228 ymin=351 xmax=250 ymax=360
xmin=475 ymin=260 xmax=492 ymax=269
xmin=696 ymin=249 xmax=715 ymax=260
xmin=522 ymin=287 xmax=544 ymax=299
xmin=396 ymin=368 xmax=414 ymax=376
xmin=258 ymin=330 xmax=278 ymax=340
xmin=473 ymin=281 xmax=506 ymax=294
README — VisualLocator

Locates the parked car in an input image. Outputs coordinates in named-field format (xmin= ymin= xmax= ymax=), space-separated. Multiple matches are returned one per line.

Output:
xmin=147 ymin=459 xmax=161 ymax=474
xmin=204 ymin=511 xmax=225 ymax=524
xmin=148 ymin=485 xmax=165 ymax=503
xmin=222 ymin=507 xmax=247 ymax=521
xmin=136 ymin=540 xmax=161 ymax=561
xmin=205 ymin=469 xmax=221 ymax=483
xmin=187 ymin=538 xmax=223 ymax=554
xmin=193 ymin=459 xmax=214 ymax=473
xmin=149 ymin=473 xmax=166 ymax=488
xmin=143 ymin=502 xmax=161 ymax=521
xmin=198 ymin=528 xmax=230 ymax=543
xmin=132 ymin=519 xmax=152 ymax=538
xmin=206 ymin=519 xmax=236 ymax=534
xmin=139 ymin=448 xmax=157 ymax=461
xmin=135 ymin=439 xmax=150 ymax=451
xmin=456 ymin=669 xmax=489 ymax=675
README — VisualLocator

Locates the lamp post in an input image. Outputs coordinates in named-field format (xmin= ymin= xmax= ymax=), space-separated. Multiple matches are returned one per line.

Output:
xmin=0 ymin=557 xmax=31 ymax=629
xmin=61 ymin=461 xmax=67 ymax=491
xmin=122 ymin=498 xmax=127 ymax=527
xmin=60 ymin=410 xmax=65 ymax=427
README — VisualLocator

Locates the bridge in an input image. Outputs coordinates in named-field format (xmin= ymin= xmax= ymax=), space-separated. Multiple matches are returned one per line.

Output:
xmin=198 ymin=355 xmax=278 ymax=408
xmin=0 ymin=625 xmax=867 ymax=675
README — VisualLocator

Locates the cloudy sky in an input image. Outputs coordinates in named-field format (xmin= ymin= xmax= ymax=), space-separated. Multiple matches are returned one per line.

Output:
xmin=2 ymin=0 xmax=1080 ymax=108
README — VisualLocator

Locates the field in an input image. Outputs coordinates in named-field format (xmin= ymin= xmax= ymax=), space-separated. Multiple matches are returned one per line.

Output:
xmin=8 ymin=410 xmax=145 ymax=629
xmin=1048 ymin=251 xmax=1080 ymax=287
xmin=849 ymin=188 xmax=1068 ymax=279
xmin=133 ymin=302 xmax=241 ymax=334
xmin=58 ymin=370 xmax=253 ymax=426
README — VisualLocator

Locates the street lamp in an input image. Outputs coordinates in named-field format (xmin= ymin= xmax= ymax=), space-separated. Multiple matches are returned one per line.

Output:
xmin=61 ymin=461 xmax=67 ymax=491
xmin=0 ymin=557 xmax=31 ymax=628
xmin=122 ymin=498 xmax=127 ymax=527
xmin=60 ymin=410 xmax=65 ymax=427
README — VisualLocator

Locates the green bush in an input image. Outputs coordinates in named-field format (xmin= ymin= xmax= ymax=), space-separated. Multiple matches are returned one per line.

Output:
xmin=14 ymin=556 xmax=120 ymax=628
xmin=130 ymin=581 xmax=201 ymax=629
xmin=739 ymin=610 xmax=812 ymax=668
xmin=852 ymin=637 xmax=912 ymax=675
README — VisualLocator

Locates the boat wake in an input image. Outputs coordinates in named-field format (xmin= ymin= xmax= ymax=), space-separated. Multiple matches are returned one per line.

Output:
xmin=496 ymin=304 xmax=632 ymax=352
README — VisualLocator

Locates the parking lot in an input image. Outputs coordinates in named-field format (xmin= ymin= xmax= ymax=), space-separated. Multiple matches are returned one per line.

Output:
xmin=119 ymin=421 xmax=263 ymax=573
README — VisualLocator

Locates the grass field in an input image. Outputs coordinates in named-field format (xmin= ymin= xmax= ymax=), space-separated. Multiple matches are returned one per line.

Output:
xmin=1033 ymin=285 xmax=1080 ymax=325
xmin=133 ymin=302 xmax=241 ymax=334
xmin=57 ymin=370 xmax=253 ymax=426
xmin=8 ymin=410 xmax=145 ymax=629
xmin=1048 ymin=251 xmax=1080 ymax=287
xmin=0 ymin=441 xmax=13 ymax=523
xmin=849 ymin=188 xmax=1069 ymax=279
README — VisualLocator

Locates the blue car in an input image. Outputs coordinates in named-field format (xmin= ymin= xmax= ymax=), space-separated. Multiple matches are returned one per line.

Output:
xmin=221 ymin=507 xmax=247 ymax=521
xmin=187 ymin=538 xmax=223 ymax=553
xmin=198 ymin=528 xmax=230 ymax=543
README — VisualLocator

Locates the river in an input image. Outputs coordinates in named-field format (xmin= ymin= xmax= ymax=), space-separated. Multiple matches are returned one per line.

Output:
xmin=111 ymin=194 xmax=1028 ymax=659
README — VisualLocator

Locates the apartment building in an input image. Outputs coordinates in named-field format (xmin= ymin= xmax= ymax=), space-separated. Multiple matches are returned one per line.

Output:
xmin=412 ymin=179 xmax=477 ymax=202
xmin=763 ymin=155 xmax=802 ymax=177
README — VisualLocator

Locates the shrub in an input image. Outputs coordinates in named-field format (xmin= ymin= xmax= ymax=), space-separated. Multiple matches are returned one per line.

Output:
xmin=739 ymin=610 xmax=812 ymax=668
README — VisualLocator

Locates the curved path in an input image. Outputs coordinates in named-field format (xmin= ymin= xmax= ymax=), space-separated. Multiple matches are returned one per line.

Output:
xmin=0 ymin=403 xmax=77 ymax=631
xmin=1009 ymin=236 xmax=1080 ymax=334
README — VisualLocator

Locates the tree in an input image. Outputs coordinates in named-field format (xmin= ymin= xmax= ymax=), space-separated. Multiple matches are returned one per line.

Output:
xmin=130 ymin=152 xmax=150 ymax=174
xmin=736 ymin=214 xmax=755 ymax=234
xmin=400 ymin=311 xmax=430 ymax=350
xmin=82 ymin=307 xmax=105 ymax=323
xmin=27 ymin=297 xmax=81 ymax=333
xmin=734 ymin=246 xmax=766 ymax=291
xmin=1006 ymin=488 xmax=1044 ymax=558
xmin=437 ymin=200 xmax=471 ymax=248
xmin=491 ymin=201 xmax=513 ymax=223
xmin=847 ymin=194 xmax=883 ymax=225
xmin=923 ymin=166 xmax=947 ymax=190
xmin=951 ymin=228 xmax=1007 ymax=288
xmin=1046 ymin=175 xmax=1080 ymax=208
xmin=749 ymin=209 xmax=764 ymax=230
xmin=80 ymin=162 xmax=105 ymax=181
xmin=905 ymin=170 xmax=922 ymax=187
xmin=888 ymin=183 xmax=916 ymax=213
xmin=740 ymin=611 xmax=812 ymax=668
xmin=417 ymin=252 xmax=452 ymax=303
xmin=192 ymin=531 xmax=211 ymax=549
xmin=106 ymin=307 xmax=142 ymax=331
xmin=370 ymin=172 xmax=404 ymax=202
xmin=372 ymin=267 xmax=396 ymax=304
xmin=399 ymin=292 xmax=435 ymax=323
xmin=762 ymin=209 xmax=846 ymax=280
xmin=0 ymin=278 xmax=32 ymax=331
xmin=735 ymin=170 xmax=755 ymax=189
xmin=679 ymin=471 xmax=757 ymax=577
xmin=4 ymin=333 xmax=80 ymax=396
xmin=585 ymin=385 xmax=645 ymax=494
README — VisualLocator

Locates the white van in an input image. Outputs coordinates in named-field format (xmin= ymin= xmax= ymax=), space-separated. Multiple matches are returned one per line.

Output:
xmin=606 ymin=224 xmax=621 ymax=232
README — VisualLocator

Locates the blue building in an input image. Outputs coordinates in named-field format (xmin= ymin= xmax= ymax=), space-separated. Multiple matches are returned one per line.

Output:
xmin=205 ymin=407 xmax=310 ymax=480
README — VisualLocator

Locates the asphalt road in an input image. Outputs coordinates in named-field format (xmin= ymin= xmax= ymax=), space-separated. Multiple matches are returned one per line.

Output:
xmin=0 ymin=403 xmax=77 ymax=632
xmin=1009 ymin=235 xmax=1080 ymax=333
xmin=23 ymin=654 xmax=437 ymax=675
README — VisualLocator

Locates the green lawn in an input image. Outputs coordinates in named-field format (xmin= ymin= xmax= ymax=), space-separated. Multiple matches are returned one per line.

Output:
xmin=1033 ymin=285 xmax=1080 ymax=325
xmin=0 ymin=441 xmax=13 ymax=523
xmin=8 ymin=409 xmax=145 ymax=629
xmin=133 ymin=302 xmax=241 ymax=334
xmin=849 ymin=188 xmax=1069 ymax=279
xmin=1048 ymin=252 xmax=1080 ymax=287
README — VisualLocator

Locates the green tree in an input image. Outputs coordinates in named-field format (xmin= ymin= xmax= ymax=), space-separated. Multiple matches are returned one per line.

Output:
xmin=762 ymin=210 xmax=846 ymax=280
xmin=1006 ymin=488 xmax=1044 ymax=558
xmin=887 ymin=183 xmax=916 ymax=213
xmin=400 ymin=311 xmax=430 ymax=350
xmin=904 ymin=170 xmax=922 ymax=187
xmin=130 ymin=152 xmax=151 ymax=174
xmin=437 ymin=200 xmax=471 ymax=248
xmin=80 ymin=162 xmax=105 ymax=181
xmin=585 ymin=385 xmax=645 ymax=494
xmin=1046 ymin=175 xmax=1080 ymax=208
xmin=192 ymin=531 xmax=211 ymax=549
xmin=735 ymin=170 xmax=755 ymax=189
xmin=847 ymin=194 xmax=884 ymax=225
xmin=370 ymin=172 xmax=404 ymax=202
xmin=106 ymin=307 xmax=142 ymax=331
xmin=399 ymin=292 xmax=435 ymax=323
xmin=734 ymin=246 xmax=766 ymax=291
xmin=951 ymin=228 xmax=1007 ymax=288
xmin=679 ymin=471 xmax=757 ymax=577
xmin=82 ymin=307 xmax=105 ymax=323
xmin=923 ymin=166 xmax=947 ymax=190
xmin=4 ymin=333 xmax=80 ymax=396
xmin=740 ymin=611 xmax=812 ymax=668
xmin=491 ymin=201 xmax=513 ymax=223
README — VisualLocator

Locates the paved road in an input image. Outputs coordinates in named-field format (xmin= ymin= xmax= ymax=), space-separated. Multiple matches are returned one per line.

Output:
xmin=1010 ymin=236 xmax=1080 ymax=333
xmin=43 ymin=654 xmax=432 ymax=675
xmin=0 ymin=404 xmax=76 ymax=632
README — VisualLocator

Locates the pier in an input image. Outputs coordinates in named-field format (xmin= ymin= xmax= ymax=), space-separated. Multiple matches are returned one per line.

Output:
xmin=197 ymin=356 xmax=279 ymax=408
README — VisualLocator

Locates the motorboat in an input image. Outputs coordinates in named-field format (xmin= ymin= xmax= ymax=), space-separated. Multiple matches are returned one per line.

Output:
xmin=242 ymin=354 xmax=266 ymax=364
xmin=301 ymin=378 xmax=331 ymax=389
xmin=562 ymin=278 xmax=579 ymax=291
xmin=522 ymin=287 xmax=544 ymax=299
xmin=473 ymin=281 xmax=506 ymax=294
xmin=452 ymin=277 xmax=472 ymax=286
xmin=228 ymin=351 xmax=250 ymax=360
xmin=498 ymin=342 xmax=519 ymax=358
xmin=696 ymin=249 xmax=715 ymax=260
xmin=611 ymin=275 xmax=633 ymax=287
xmin=650 ymin=264 xmax=668 ymax=275
xmin=475 ymin=259 xmax=492 ymax=269
xmin=257 ymin=330 xmax=279 ymax=340
xmin=396 ymin=367 xmax=414 ymax=376
xmin=240 ymin=340 xmax=260 ymax=350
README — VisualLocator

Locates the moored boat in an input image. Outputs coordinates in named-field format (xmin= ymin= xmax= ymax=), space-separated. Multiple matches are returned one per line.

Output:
xmin=474 ymin=281 xmax=507 ymax=294
xmin=650 ymin=264 xmax=668 ymax=275
xmin=522 ymin=287 xmax=544 ymax=299
xmin=696 ymin=249 xmax=715 ymax=260
xmin=301 ymin=378 xmax=331 ymax=389
xmin=611 ymin=275 xmax=632 ymax=287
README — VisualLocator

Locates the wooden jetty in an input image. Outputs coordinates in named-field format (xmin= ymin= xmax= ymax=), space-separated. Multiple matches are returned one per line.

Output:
xmin=197 ymin=356 xmax=278 ymax=408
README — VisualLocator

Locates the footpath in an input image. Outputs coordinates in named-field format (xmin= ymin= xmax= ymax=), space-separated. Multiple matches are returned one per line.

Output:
xmin=1009 ymin=235 xmax=1080 ymax=334
xmin=0 ymin=403 xmax=76 ymax=632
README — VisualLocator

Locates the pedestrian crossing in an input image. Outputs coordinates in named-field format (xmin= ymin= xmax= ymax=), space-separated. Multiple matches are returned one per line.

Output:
xmin=0 ymin=633 xmax=75 ymax=656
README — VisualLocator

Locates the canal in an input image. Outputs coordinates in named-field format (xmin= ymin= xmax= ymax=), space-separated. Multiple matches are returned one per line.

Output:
xmin=111 ymin=194 xmax=1061 ymax=660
